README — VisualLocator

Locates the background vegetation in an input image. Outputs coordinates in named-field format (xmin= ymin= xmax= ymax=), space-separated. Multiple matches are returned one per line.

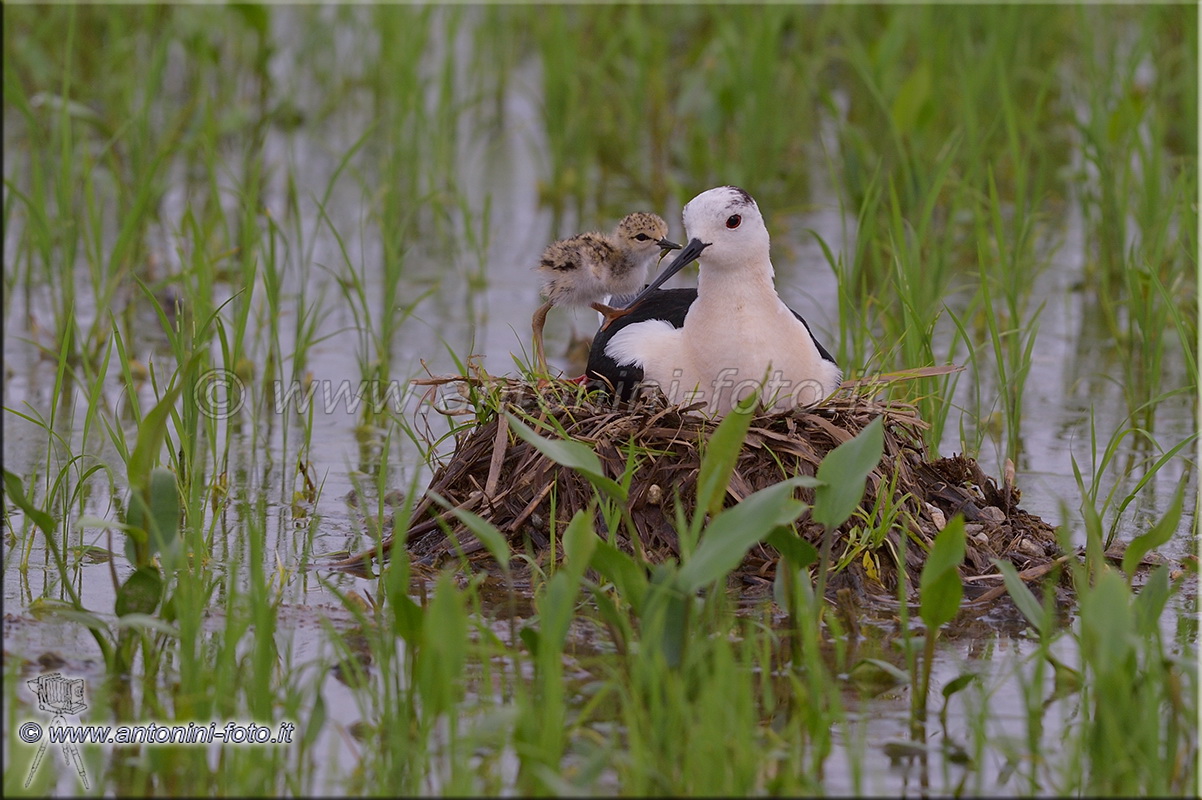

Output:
xmin=3 ymin=4 xmax=1196 ymax=796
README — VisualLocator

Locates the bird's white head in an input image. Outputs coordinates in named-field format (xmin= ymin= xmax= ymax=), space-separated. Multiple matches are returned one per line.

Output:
xmin=625 ymin=187 xmax=772 ymax=305
xmin=682 ymin=186 xmax=770 ymax=274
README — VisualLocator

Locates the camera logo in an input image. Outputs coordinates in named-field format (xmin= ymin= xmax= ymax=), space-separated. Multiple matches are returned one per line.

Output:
xmin=23 ymin=672 xmax=90 ymax=789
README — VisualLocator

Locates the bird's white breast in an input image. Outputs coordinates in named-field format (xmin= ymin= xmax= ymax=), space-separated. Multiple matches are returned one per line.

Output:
xmin=605 ymin=272 xmax=840 ymax=415
xmin=682 ymin=284 xmax=834 ymax=413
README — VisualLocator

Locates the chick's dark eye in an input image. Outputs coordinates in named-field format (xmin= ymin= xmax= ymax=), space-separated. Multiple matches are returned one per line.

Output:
xmin=726 ymin=215 xmax=741 ymax=229
xmin=634 ymin=233 xmax=651 ymax=241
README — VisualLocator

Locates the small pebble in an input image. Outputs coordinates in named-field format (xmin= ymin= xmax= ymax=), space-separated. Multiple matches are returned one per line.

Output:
xmin=978 ymin=506 xmax=1005 ymax=524
xmin=1017 ymin=538 xmax=1043 ymax=557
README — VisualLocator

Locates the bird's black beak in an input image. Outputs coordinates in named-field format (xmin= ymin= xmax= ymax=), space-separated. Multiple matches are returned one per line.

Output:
xmin=628 ymin=238 xmax=711 ymax=306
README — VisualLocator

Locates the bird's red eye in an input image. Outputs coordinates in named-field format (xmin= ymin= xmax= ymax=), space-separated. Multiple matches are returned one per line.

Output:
xmin=726 ymin=215 xmax=741 ymax=229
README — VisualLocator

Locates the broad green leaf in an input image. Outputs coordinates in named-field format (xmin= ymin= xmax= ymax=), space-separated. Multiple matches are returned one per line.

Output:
xmin=562 ymin=508 xmax=598 ymax=582
xmin=588 ymin=588 xmax=633 ymax=651
xmin=919 ymin=515 xmax=965 ymax=630
xmin=115 ymin=566 xmax=164 ymax=617
xmin=538 ymin=573 xmax=576 ymax=661
xmin=382 ymin=528 xmax=417 ymax=639
xmin=418 ymin=573 xmax=468 ymax=717
xmin=3 ymin=470 xmax=57 ymax=535
xmin=230 ymin=2 xmax=270 ymax=36
xmin=301 ymin=693 xmax=327 ymax=750
xmin=645 ymin=565 xmax=689 ymax=668
xmin=124 ymin=492 xmax=151 ymax=566
xmin=1046 ymin=654 xmax=1083 ymax=700
xmin=69 ymin=544 xmax=118 ymax=564
xmin=536 ymin=511 xmax=594 ymax=659
xmin=772 ymin=562 xmax=798 ymax=610
xmin=36 ymin=604 xmax=111 ymax=636
xmin=677 ymin=477 xmax=809 ymax=593
xmin=145 ymin=468 xmax=181 ymax=570
xmin=506 ymin=412 xmax=627 ymax=502
xmin=695 ymin=398 xmax=755 ymax=519
xmin=76 ymin=515 xmax=134 ymax=533
xmin=1122 ymin=482 xmax=1185 ymax=578
xmin=110 ymin=613 xmax=179 ymax=637
xmin=812 ymin=417 xmax=884 ymax=530
xmin=392 ymin=594 xmax=424 ymax=644
xmin=127 ymin=380 xmax=186 ymax=491
xmin=891 ymin=62 xmax=931 ymax=134
xmin=519 ymin=626 xmax=541 ymax=657
xmin=1078 ymin=568 xmax=1135 ymax=671
xmin=992 ymin=558 xmax=1048 ymax=637
xmin=767 ymin=527 xmax=818 ymax=571
xmin=941 ymin=672 xmax=977 ymax=699
xmin=1132 ymin=565 xmax=1172 ymax=637
xmin=590 ymin=540 xmax=648 ymax=613
xmin=848 ymin=658 xmax=909 ymax=696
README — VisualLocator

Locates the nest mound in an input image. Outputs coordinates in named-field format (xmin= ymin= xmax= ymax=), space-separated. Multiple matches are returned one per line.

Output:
xmin=333 ymin=374 xmax=1062 ymax=604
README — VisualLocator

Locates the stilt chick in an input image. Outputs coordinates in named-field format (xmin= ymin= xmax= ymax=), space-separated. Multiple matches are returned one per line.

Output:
xmin=532 ymin=212 xmax=679 ymax=373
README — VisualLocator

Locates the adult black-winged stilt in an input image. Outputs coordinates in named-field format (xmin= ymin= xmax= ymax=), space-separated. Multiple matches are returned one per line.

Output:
xmin=531 ymin=212 xmax=680 ymax=373
xmin=587 ymin=186 xmax=841 ymax=415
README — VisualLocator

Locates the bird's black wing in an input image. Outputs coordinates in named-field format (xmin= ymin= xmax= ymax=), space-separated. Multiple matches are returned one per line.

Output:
xmin=586 ymin=288 xmax=838 ymax=400
xmin=586 ymin=288 xmax=696 ymax=400
xmin=790 ymin=310 xmax=838 ymax=365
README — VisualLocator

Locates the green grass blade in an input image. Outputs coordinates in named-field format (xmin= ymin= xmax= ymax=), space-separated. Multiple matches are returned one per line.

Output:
xmin=589 ymin=539 xmax=648 ymax=613
xmin=1121 ymin=481 xmax=1185 ymax=578
xmin=506 ymin=411 xmax=627 ymax=502
xmin=126 ymin=348 xmax=205 ymax=489
xmin=434 ymin=491 xmax=513 ymax=571
xmin=992 ymin=558 xmax=1048 ymax=637
xmin=695 ymin=399 xmax=756 ymax=520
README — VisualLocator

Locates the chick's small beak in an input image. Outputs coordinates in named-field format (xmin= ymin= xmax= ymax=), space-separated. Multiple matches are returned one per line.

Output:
xmin=656 ymin=237 xmax=682 ymax=253
xmin=655 ymin=238 xmax=682 ymax=264
xmin=627 ymin=237 xmax=711 ymax=307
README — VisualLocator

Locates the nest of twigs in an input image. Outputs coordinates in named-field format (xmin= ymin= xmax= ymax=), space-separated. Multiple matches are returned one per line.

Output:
xmin=330 ymin=370 xmax=1064 ymax=605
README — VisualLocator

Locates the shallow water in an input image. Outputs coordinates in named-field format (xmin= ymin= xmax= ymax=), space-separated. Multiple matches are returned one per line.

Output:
xmin=3 ymin=6 xmax=1196 ymax=796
